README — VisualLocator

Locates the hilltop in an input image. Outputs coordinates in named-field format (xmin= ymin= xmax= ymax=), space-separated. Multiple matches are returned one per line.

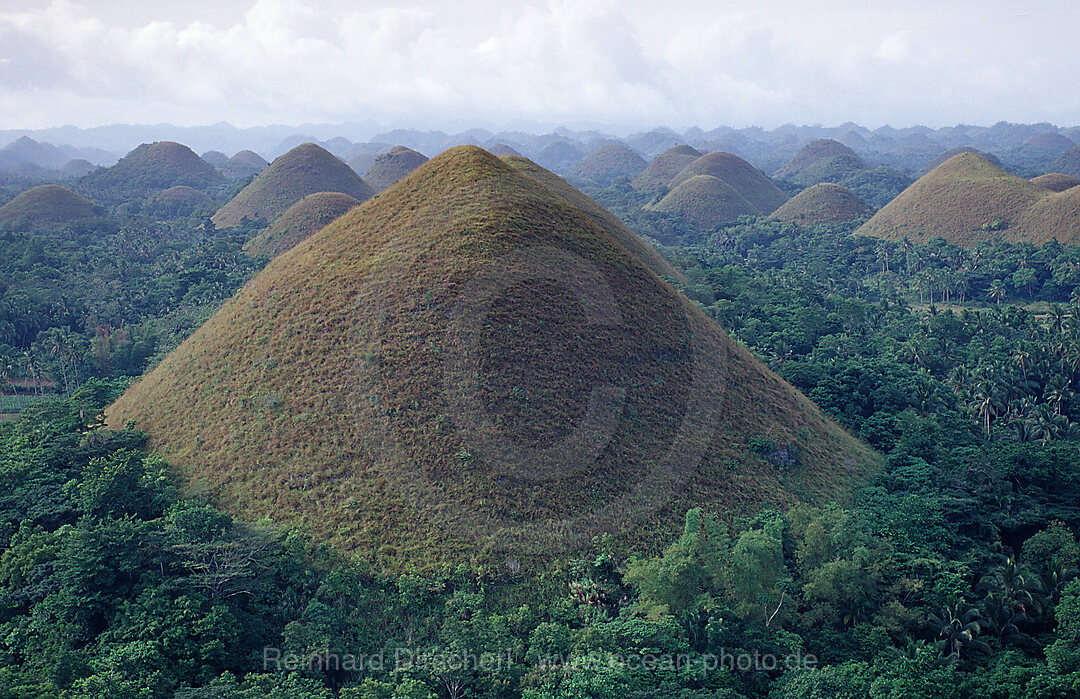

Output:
xmin=647 ymin=175 xmax=758 ymax=230
xmin=1031 ymin=173 xmax=1080 ymax=192
xmin=243 ymin=191 xmax=359 ymax=258
xmin=211 ymin=143 xmax=373 ymax=228
xmin=923 ymin=147 xmax=1002 ymax=174
xmin=631 ymin=145 xmax=702 ymax=190
xmin=76 ymin=141 xmax=224 ymax=205
xmin=569 ymin=143 xmax=647 ymax=185
xmin=774 ymin=139 xmax=868 ymax=187
xmin=221 ymin=150 xmax=268 ymax=180
xmin=670 ymin=152 xmax=789 ymax=213
xmin=107 ymin=146 xmax=876 ymax=570
xmin=361 ymin=146 xmax=429 ymax=193
xmin=857 ymin=153 xmax=1080 ymax=246
xmin=0 ymin=184 xmax=102 ymax=229
xmin=771 ymin=183 xmax=871 ymax=225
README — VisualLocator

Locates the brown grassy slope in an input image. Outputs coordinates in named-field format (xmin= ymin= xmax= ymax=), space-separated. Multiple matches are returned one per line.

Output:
xmin=1016 ymin=186 xmax=1080 ymax=245
xmin=857 ymin=153 xmax=1047 ymax=246
xmin=243 ymin=192 xmax=359 ymax=258
xmin=774 ymin=140 xmax=867 ymax=186
xmin=923 ymin=147 xmax=1002 ymax=174
xmin=1051 ymin=146 xmax=1080 ymax=178
xmin=222 ymin=150 xmax=268 ymax=180
xmin=212 ymin=143 xmax=374 ymax=228
xmin=631 ymin=145 xmax=702 ymax=190
xmin=106 ymin=146 xmax=877 ymax=571
xmin=361 ymin=146 xmax=429 ymax=193
xmin=670 ymin=152 xmax=789 ymax=213
xmin=570 ymin=143 xmax=647 ymax=184
xmin=771 ymin=183 xmax=871 ymax=225
xmin=1031 ymin=173 xmax=1080 ymax=192
xmin=647 ymin=175 xmax=759 ymax=230
xmin=0 ymin=185 xmax=101 ymax=227
xmin=498 ymin=154 xmax=682 ymax=281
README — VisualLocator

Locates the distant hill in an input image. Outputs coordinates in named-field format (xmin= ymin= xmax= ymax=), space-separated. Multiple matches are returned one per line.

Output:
xmin=347 ymin=152 xmax=378 ymax=175
xmin=221 ymin=150 xmax=268 ymax=180
xmin=670 ymin=152 xmax=789 ymax=213
xmin=774 ymin=140 xmax=868 ymax=187
xmin=569 ymin=143 xmax=647 ymax=185
xmin=535 ymin=141 xmax=585 ymax=173
xmin=59 ymin=159 xmax=98 ymax=179
xmin=1031 ymin=173 xmax=1080 ymax=192
xmin=1050 ymin=146 xmax=1080 ymax=178
xmin=211 ymin=143 xmax=374 ymax=228
xmin=76 ymin=141 xmax=225 ymax=204
xmin=243 ymin=192 xmax=359 ymax=258
xmin=631 ymin=145 xmax=702 ymax=190
xmin=0 ymin=184 xmax=102 ymax=229
xmin=923 ymin=147 xmax=1003 ymax=174
xmin=107 ymin=146 xmax=877 ymax=569
xmin=647 ymin=175 xmax=758 ymax=230
xmin=485 ymin=143 xmax=522 ymax=157
xmin=857 ymin=153 xmax=1079 ymax=246
xmin=1003 ymin=132 xmax=1077 ymax=175
xmin=361 ymin=146 xmax=429 ymax=193
xmin=771 ymin=183 xmax=871 ymax=225
xmin=201 ymin=150 xmax=229 ymax=167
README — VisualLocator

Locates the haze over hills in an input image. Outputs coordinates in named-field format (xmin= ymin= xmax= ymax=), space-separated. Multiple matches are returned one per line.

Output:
xmin=569 ymin=143 xmax=648 ymax=185
xmin=221 ymin=150 xmax=269 ymax=180
xmin=1051 ymin=145 xmax=1080 ymax=178
xmin=647 ymin=175 xmax=758 ymax=230
xmin=106 ymin=146 xmax=877 ymax=569
xmin=774 ymin=139 xmax=868 ymax=187
xmin=856 ymin=152 xmax=1080 ymax=246
xmin=211 ymin=143 xmax=373 ymax=228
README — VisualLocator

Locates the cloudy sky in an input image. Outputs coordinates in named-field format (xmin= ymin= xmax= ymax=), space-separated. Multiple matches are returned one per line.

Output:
xmin=0 ymin=0 xmax=1077 ymax=132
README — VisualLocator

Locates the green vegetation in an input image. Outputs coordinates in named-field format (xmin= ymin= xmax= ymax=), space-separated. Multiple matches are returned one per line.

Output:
xmin=221 ymin=150 xmax=269 ymax=181
xmin=648 ymin=175 xmax=758 ymax=230
xmin=76 ymin=142 xmax=226 ymax=206
xmin=631 ymin=145 xmax=702 ymax=191
xmin=212 ymin=144 xmax=374 ymax=228
xmin=773 ymin=139 xmax=868 ymax=188
xmin=1050 ymin=144 xmax=1080 ymax=177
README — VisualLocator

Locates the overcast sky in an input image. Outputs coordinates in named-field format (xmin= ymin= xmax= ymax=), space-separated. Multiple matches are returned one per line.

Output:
xmin=1 ymin=0 xmax=1077 ymax=132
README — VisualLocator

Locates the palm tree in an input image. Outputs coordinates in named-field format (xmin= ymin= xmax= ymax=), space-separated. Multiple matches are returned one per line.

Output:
xmin=988 ymin=279 xmax=1007 ymax=306
xmin=927 ymin=600 xmax=991 ymax=661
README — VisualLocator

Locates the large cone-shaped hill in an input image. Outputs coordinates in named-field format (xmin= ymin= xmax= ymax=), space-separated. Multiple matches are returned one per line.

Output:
xmin=647 ymin=175 xmax=758 ymax=230
xmin=774 ymin=140 xmax=868 ymax=187
xmin=1031 ymin=173 xmax=1080 ymax=192
xmin=212 ymin=143 xmax=374 ymax=228
xmin=771 ymin=183 xmax=871 ymax=225
xmin=1051 ymin=146 xmax=1080 ymax=178
xmin=222 ymin=150 xmax=269 ymax=180
xmin=362 ymin=146 xmax=429 ymax=193
xmin=857 ymin=153 xmax=1080 ymax=246
xmin=244 ymin=192 xmax=360 ymax=258
xmin=670 ymin=152 xmax=789 ymax=213
xmin=570 ymin=143 xmax=647 ymax=184
xmin=923 ymin=147 xmax=1002 ymax=174
xmin=632 ymin=145 xmax=702 ymax=190
xmin=107 ymin=146 xmax=876 ymax=570
xmin=0 ymin=184 xmax=102 ymax=229
xmin=77 ymin=141 xmax=224 ymax=204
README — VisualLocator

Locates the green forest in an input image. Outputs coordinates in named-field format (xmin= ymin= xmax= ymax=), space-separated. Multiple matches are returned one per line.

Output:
xmin=1 ymin=170 xmax=1079 ymax=697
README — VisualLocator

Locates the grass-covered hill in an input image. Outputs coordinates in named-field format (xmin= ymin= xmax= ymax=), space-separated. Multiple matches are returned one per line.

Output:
xmin=361 ymin=145 xmax=429 ymax=193
xmin=76 ymin=141 xmax=225 ymax=205
xmin=1031 ymin=173 xmax=1080 ymax=192
xmin=498 ymin=154 xmax=683 ymax=281
xmin=569 ymin=143 xmax=647 ymax=185
xmin=923 ymin=146 xmax=1003 ymax=174
xmin=670 ymin=152 xmax=789 ymax=213
xmin=59 ymin=158 xmax=98 ymax=179
xmin=242 ymin=191 xmax=359 ymax=258
xmin=0 ymin=184 xmax=102 ymax=229
xmin=773 ymin=139 xmax=868 ymax=186
xmin=1051 ymin=145 xmax=1080 ymax=177
xmin=857 ymin=153 xmax=1080 ymax=246
xmin=221 ymin=150 xmax=268 ymax=180
xmin=106 ymin=146 xmax=877 ymax=571
xmin=200 ymin=150 xmax=228 ymax=166
xmin=646 ymin=174 xmax=758 ymax=230
xmin=771 ymin=182 xmax=871 ymax=225
xmin=535 ymin=140 xmax=585 ymax=173
xmin=631 ymin=145 xmax=702 ymax=190
xmin=211 ymin=143 xmax=373 ymax=228
xmin=1016 ymin=185 xmax=1080 ymax=244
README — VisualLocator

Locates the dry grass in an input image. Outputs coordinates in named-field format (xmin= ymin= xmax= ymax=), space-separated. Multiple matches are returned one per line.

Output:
xmin=107 ymin=146 xmax=879 ymax=573
xmin=1051 ymin=145 xmax=1080 ymax=178
xmin=222 ymin=150 xmax=268 ymax=180
xmin=0 ymin=184 xmax=101 ymax=228
xmin=647 ymin=175 xmax=758 ymax=229
xmin=631 ymin=145 xmax=701 ymax=191
xmin=1030 ymin=173 xmax=1080 ymax=192
xmin=212 ymin=143 xmax=373 ymax=228
xmin=243 ymin=192 xmax=360 ymax=258
xmin=569 ymin=143 xmax=647 ymax=184
xmin=771 ymin=183 xmax=871 ymax=225
xmin=858 ymin=153 xmax=1080 ymax=246
xmin=669 ymin=152 xmax=789 ymax=213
